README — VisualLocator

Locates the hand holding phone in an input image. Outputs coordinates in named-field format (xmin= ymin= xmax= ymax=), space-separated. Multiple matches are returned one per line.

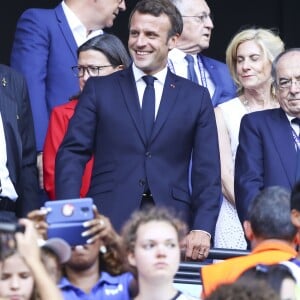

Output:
xmin=45 ymin=198 xmax=94 ymax=246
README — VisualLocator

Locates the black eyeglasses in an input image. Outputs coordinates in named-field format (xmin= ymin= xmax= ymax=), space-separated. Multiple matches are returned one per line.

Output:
xmin=182 ymin=13 xmax=213 ymax=23
xmin=278 ymin=76 xmax=300 ymax=91
xmin=71 ymin=65 xmax=113 ymax=78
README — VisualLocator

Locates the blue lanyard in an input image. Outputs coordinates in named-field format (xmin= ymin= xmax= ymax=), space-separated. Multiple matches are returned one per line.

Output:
xmin=292 ymin=129 xmax=300 ymax=150
xmin=196 ymin=55 xmax=207 ymax=87
xmin=168 ymin=54 xmax=207 ymax=87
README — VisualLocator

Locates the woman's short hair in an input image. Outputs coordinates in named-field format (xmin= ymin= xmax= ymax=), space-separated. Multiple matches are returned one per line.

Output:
xmin=226 ymin=28 xmax=284 ymax=95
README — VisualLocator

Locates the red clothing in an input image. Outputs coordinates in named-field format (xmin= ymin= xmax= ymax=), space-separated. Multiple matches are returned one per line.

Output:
xmin=201 ymin=240 xmax=297 ymax=297
xmin=43 ymin=99 xmax=94 ymax=199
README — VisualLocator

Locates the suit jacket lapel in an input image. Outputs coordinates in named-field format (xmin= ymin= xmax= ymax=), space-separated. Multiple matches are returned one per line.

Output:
xmin=150 ymin=70 xmax=179 ymax=143
xmin=55 ymin=5 xmax=77 ymax=61
xmin=119 ymin=68 xmax=147 ymax=145
xmin=268 ymin=109 xmax=297 ymax=186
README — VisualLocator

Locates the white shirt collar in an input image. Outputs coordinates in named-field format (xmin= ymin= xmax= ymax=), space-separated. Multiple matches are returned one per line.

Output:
xmin=168 ymin=48 xmax=198 ymax=63
xmin=286 ymin=113 xmax=297 ymax=123
xmin=168 ymin=48 xmax=187 ymax=63
xmin=61 ymin=1 xmax=103 ymax=46
xmin=132 ymin=63 xmax=168 ymax=86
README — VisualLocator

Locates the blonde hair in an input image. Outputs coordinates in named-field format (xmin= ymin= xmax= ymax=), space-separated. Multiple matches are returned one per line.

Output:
xmin=226 ymin=28 xmax=284 ymax=95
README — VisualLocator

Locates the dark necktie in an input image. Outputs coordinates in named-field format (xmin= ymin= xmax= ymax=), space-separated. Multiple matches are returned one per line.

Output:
xmin=142 ymin=75 xmax=156 ymax=141
xmin=185 ymin=54 xmax=199 ymax=84
xmin=292 ymin=118 xmax=300 ymax=180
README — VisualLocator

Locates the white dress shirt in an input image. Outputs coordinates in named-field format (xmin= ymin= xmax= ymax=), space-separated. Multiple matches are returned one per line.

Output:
xmin=168 ymin=48 xmax=215 ymax=98
xmin=132 ymin=63 xmax=167 ymax=119
xmin=62 ymin=1 xmax=103 ymax=47
xmin=0 ymin=113 xmax=17 ymax=200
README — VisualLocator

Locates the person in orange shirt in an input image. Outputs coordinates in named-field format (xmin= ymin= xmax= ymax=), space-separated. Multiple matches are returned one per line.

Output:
xmin=43 ymin=34 xmax=131 ymax=199
xmin=201 ymin=186 xmax=298 ymax=298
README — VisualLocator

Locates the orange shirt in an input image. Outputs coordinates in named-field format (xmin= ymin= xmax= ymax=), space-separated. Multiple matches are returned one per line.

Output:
xmin=201 ymin=240 xmax=297 ymax=297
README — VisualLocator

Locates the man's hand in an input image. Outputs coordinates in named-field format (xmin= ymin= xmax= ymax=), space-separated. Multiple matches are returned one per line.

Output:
xmin=183 ymin=230 xmax=211 ymax=261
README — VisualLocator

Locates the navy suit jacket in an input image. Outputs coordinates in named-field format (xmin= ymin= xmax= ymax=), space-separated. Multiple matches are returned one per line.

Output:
xmin=235 ymin=108 xmax=297 ymax=223
xmin=0 ymin=65 xmax=39 ymax=216
xmin=200 ymin=55 xmax=236 ymax=107
xmin=56 ymin=67 xmax=221 ymax=232
xmin=11 ymin=4 xmax=79 ymax=151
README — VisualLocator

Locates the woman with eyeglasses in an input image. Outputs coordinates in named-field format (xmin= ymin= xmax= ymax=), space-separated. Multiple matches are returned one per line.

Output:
xmin=43 ymin=34 xmax=131 ymax=200
xmin=213 ymin=28 xmax=284 ymax=250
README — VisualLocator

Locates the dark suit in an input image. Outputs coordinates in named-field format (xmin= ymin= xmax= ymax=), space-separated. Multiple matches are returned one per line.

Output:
xmin=235 ymin=108 xmax=297 ymax=223
xmin=56 ymin=67 xmax=221 ymax=232
xmin=10 ymin=4 xmax=79 ymax=151
xmin=201 ymin=55 xmax=236 ymax=107
xmin=0 ymin=65 xmax=39 ymax=217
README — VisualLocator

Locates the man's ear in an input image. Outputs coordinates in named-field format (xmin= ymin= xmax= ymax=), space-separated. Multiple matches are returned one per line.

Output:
xmin=116 ymin=64 xmax=125 ymax=71
xmin=291 ymin=209 xmax=300 ymax=228
xmin=243 ymin=220 xmax=254 ymax=241
xmin=127 ymin=252 xmax=137 ymax=267
xmin=167 ymin=34 xmax=179 ymax=51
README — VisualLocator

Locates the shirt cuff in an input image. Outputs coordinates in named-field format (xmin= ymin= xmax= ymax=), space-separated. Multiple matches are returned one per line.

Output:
xmin=190 ymin=229 xmax=211 ymax=240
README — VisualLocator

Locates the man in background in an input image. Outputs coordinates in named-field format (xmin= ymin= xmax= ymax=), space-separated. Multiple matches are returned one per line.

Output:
xmin=235 ymin=48 xmax=300 ymax=224
xmin=0 ymin=64 xmax=39 ymax=220
xmin=201 ymin=186 xmax=297 ymax=297
xmin=10 ymin=0 xmax=126 ymax=188
xmin=168 ymin=0 xmax=236 ymax=106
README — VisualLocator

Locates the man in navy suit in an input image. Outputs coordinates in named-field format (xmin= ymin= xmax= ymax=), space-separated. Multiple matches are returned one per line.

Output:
xmin=10 ymin=0 xmax=126 ymax=186
xmin=235 ymin=48 xmax=300 ymax=224
xmin=56 ymin=0 xmax=221 ymax=260
xmin=0 ymin=65 xmax=39 ymax=220
xmin=168 ymin=0 xmax=236 ymax=107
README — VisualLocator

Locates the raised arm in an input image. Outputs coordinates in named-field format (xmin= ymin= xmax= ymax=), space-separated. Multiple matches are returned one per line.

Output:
xmin=16 ymin=219 xmax=63 ymax=300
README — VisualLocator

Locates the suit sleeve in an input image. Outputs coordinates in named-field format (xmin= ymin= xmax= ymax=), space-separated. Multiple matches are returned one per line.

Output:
xmin=17 ymin=73 xmax=40 ymax=216
xmin=43 ymin=107 xmax=70 ymax=200
xmin=10 ymin=9 xmax=50 ymax=151
xmin=234 ymin=114 xmax=264 ymax=223
xmin=191 ymin=88 xmax=221 ymax=235
xmin=55 ymin=80 xmax=96 ymax=199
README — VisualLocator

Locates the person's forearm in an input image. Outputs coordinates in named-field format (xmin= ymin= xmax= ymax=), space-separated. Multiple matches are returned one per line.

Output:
xmin=221 ymin=174 xmax=235 ymax=205
xmin=28 ymin=259 xmax=63 ymax=300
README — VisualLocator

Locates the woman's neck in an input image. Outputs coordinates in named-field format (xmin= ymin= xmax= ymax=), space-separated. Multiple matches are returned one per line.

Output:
xmin=241 ymin=87 xmax=278 ymax=112
xmin=134 ymin=278 xmax=179 ymax=300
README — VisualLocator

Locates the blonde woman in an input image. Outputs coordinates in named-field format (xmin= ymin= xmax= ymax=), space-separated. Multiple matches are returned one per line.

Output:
xmin=214 ymin=28 xmax=284 ymax=249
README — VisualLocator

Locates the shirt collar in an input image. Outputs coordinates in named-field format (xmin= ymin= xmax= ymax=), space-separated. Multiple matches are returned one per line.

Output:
xmin=61 ymin=1 xmax=103 ymax=42
xmin=168 ymin=48 xmax=198 ymax=63
xmin=132 ymin=63 xmax=168 ymax=86
xmin=62 ymin=1 xmax=85 ymax=34
xmin=286 ymin=113 xmax=298 ymax=124
xmin=59 ymin=272 xmax=127 ymax=289
xmin=252 ymin=240 xmax=297 ymax=256
xmin=168 ymin=48 xmax=187 ymax=62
